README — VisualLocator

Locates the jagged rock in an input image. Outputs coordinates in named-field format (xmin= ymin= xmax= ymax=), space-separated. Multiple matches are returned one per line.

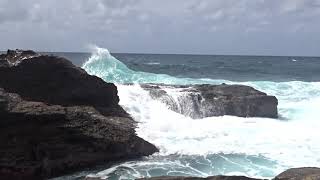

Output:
xmin=274 ymin=167 xmax=320 ymax=180
xmin=0 ymin=49 xmax=39 ymax=67
xmin=0 ymin=49 xmax=119 ymax=110
xmin=141 ymin=84 xmax=278 ymax=119
xmin=0 ymin=50 xmax=158 ymax=179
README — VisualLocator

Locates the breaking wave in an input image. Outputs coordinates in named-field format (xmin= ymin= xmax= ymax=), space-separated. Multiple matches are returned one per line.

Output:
xmin=82 ymin=46 xmax=320 ymax=179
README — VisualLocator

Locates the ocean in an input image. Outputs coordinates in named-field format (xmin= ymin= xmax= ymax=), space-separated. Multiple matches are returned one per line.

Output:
xmin=51 ymin=47 xmax=320 ymax=179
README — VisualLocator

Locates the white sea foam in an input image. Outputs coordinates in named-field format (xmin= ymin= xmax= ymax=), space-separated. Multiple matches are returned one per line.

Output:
xmin=145 ymin=62 xmax=161 ymax=65
xmin=82 ymin=46 xmax=320 ymax=179
xmin=117 ymin=84 xmax=320 ymax=166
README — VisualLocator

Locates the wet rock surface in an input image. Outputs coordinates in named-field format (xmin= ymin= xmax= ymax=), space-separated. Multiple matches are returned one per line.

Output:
xmin=274 ymin=167 xmax=320 ymax=180
xmin=0 ymin=50 xmax=158 ymax=179
xmin=141 ymin=84 xmax=278 ymax=119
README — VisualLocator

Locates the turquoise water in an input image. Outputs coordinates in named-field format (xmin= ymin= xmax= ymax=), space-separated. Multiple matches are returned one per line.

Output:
xmin=54 ymin=47 xmax=320 ymax=179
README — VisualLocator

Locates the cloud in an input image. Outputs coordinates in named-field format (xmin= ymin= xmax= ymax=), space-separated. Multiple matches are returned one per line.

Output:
xmin=0 ymin=0 xmax=319 ymax=55
xmin=185 ymin=0 xmax=320 ymax=32
xmin=0 ymin=0 xmax=31 ymax=23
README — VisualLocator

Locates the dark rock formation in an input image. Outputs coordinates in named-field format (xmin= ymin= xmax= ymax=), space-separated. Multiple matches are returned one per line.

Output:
xmin=0 ymin=49 xmax=38 ymax=67
xmin=141 ymin=84 xmax=278 ymax=119
xmin=0 ymin=49 xmax=119 ymax=109
xmin=0 ymin=50 xmax=158 ymax=179
xmin=274 ymin=167 xmax=320 ymax=180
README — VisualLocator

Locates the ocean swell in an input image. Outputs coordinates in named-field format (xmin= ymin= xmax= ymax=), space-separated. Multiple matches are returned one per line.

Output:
xmin=82 ymin=46 xmax=320 ymax=179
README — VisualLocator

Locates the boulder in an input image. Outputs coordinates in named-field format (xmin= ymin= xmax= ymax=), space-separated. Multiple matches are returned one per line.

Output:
xmin=0 ymin=50 xmax=158 ymax=179
xmin=274 ymin=167 xmax=320 ymax=180
xmin=141 ymin=84 xmax=278 ymax=119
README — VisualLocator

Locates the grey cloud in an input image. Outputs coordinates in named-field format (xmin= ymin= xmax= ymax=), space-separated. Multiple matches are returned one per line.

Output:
xmin=100 ymin=0 xmax=138 ymax=8
xmin=0 ymin=0 xmax=319 ymax=56
xmin=0 ymin=0 xmax=31 ymax=23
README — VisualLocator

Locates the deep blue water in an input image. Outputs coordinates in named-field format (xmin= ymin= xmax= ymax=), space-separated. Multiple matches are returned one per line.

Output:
xmin=48 ymin=52 xmax=320 ymax=82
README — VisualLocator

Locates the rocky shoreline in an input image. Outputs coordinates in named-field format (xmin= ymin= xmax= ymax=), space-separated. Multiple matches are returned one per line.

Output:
xmin=0 ymin=50 xmax=158 ymax=179
xmin=0 ymin=50 xmax=317 ymax=180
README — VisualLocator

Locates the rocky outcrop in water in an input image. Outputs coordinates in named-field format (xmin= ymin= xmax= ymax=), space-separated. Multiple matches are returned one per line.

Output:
xmin=0 ymin=50 xmax=158 ymax=179
xmin=274 ymin=167 xmax=320 ymax=180
xmin=141 ymin=84 xmax=278 ymax=119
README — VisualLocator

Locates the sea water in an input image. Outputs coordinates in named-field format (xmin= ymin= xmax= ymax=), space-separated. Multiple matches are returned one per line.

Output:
xmin=52 ymin=46 xmax=320 ymax=179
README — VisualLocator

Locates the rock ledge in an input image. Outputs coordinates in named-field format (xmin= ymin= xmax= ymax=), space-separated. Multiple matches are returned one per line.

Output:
xmin=141 ymin=83 xmax=278 ymax=119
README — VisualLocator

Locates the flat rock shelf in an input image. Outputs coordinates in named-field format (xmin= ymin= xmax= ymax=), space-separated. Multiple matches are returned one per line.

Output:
xmin=141 ymin=84 xmax=278 ymax=119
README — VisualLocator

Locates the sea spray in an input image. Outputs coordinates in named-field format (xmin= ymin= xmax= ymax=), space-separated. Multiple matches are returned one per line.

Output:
xmin=82 ymin=46 xmax=228 ymax=85
xmin=82 ymin=46 xmax=320 ymax=179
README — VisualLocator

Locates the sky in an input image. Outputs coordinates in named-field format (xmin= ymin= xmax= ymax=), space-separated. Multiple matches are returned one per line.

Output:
xmin=0 ymin=0 xmax=319 ymax=56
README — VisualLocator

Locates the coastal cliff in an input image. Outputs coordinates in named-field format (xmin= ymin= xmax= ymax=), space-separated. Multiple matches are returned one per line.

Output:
xmin=0 ymin=50 xmax=158 ymax=179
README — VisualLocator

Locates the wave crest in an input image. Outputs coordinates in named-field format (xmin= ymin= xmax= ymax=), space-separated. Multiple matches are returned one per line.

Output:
xmin=81 ymin=46 xmax=227 ymax=84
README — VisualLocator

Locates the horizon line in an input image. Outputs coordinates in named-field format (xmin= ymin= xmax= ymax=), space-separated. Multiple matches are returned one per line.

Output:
xmin=1 ymin=49 xmax=319 ymax=58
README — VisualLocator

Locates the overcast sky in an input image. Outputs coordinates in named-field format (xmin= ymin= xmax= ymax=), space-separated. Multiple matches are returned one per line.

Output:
xmin=0 ymin=0 xmax=319 ymax=56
